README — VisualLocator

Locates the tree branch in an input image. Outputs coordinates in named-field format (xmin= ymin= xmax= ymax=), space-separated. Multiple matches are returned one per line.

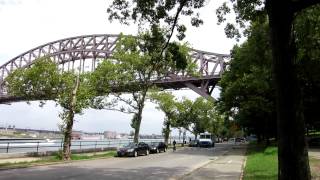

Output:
xmin=160 ymin=0 xmax=187 ymax=56
xmin=114 ymin=94 xmax=138 ymax=109
xmin=103 ymin=107 xmax=135 ymax=114
xmin=292 ymin=0 xmax=320 ymax=13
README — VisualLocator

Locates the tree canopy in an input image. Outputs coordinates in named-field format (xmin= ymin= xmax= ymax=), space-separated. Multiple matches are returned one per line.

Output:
xmin=150 ymin=91 xmax=178 ymax=144
xmin=6 ymin=58 xmax=94 ymax=160
xmin=218 ymin=20 xmax=276 ymax=142
xmin=90 ymin=26 xmax=195 ymax=143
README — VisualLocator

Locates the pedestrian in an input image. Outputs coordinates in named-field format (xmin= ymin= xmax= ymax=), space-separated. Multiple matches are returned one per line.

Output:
xmin=173 ymin=140 xmax=176 ymax=151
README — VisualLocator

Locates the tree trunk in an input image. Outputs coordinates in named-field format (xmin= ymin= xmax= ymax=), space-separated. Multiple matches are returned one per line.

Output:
xmin=62 ymin=110 xmax=74 ymax=161
xmin=133 ymin=91 xmax=147 ymax=143
xmin=182 ymin=130 xmax=186 ymax=147
xmin=164 ymin=120 xmax=170 ymax=145
xmin=266 ymin=1 xmax=311 ymax=179
xmin=62 ymin=74 xmax=80 ymax=161
xmin=133 ymin=110 xmax=142 ymax=143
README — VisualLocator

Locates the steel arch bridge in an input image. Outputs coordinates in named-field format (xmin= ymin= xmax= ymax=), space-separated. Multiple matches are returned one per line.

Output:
xmin=0 ymin=34 xmax=230 ymax=104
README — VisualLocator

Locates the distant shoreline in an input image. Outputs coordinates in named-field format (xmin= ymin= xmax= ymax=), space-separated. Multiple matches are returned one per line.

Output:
xmin=0 ymin=138 xmax=54 ymax=141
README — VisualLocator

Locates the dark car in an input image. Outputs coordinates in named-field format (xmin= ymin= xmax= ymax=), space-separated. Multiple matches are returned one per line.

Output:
xmin=148 ymin=142 xmax=167 ymax=153
xmin=117 ymin=142 xmax=150 ymax=157
xmin=189 ymin=140 xmax=199 ymax=147
xmin=308 ymin=137 xmax=320 ymax=147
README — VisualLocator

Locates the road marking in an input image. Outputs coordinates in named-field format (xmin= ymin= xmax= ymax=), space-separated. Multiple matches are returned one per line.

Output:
xmin=215 ymin=174 xmax=235 ymax=177
xmin=227 ymin=160 xmax=232 ymax=164
xmin=222 ymin=150 xmax=229 ymax=155
xmin=211 ymin=157 xmax=219 ymax=161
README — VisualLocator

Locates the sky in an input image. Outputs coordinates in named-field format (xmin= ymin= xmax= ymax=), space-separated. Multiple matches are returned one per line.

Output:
xmin=0 ymin=0 xmax=239 ymax=135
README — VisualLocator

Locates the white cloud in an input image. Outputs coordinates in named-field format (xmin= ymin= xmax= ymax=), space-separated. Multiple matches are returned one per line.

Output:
xmin=0 ymin=0 xmax=236 ymax=135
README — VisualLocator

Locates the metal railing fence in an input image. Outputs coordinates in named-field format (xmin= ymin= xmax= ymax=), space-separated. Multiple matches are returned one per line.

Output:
xmin=0 ymin=139 xmax=182 ymax=154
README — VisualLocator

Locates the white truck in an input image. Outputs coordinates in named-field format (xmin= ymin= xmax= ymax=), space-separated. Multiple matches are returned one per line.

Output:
xmin=198 ymin=132 xmax=214 ymax=147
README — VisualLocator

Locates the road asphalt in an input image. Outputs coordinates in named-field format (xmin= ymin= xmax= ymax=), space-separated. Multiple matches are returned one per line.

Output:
xmin=0 ymin=143 xmax=246 ymax=180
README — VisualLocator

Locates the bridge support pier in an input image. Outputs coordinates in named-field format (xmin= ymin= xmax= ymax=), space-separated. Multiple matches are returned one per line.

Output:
xmin=185 ymin=82 xmax=215 ymax=102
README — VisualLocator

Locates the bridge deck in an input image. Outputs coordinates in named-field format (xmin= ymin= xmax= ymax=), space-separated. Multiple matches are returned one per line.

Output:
xmin=0 ymin=75 xmax=220 ymax=104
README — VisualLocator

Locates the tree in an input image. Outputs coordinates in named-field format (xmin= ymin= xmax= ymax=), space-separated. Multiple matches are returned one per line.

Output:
xmin=294 ymin=5 xmax=320 ymax=135
xmin=107 ymin=0 xmax=206 ymax=50
xmin=90 ymin=27 xmax=194 ymax=143
xmin=174 ymin=98 xmax=196 ymax=136
xmin=174 ymin=97 xmax=219 ymax=139
xmin=218 ymin=20 xmax=277 ymax=144
xmin=216 ymin=1 xmax=320 ymax=178
xmin=218 ymin=8 xmax=320 ymax=143
xmin=6 ymin=58 xmax=94 ymax=160
xmin=150 ymin=91 xmax=178 ymax=145
xmin=203 ymin=105 xmax=225 ymax=139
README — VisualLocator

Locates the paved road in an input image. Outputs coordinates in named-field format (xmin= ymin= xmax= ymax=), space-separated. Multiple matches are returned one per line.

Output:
xmin=0 ymin=143 xmax=241 ymax=180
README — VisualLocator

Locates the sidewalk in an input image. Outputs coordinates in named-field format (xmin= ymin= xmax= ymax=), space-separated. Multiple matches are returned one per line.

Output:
xmin=180 ymin=145 xmax=246 ymax=180
xmin=0 ymin=150 xmax=113 ymax=165
xmin=309 ymin=148 xmax=320 ymax=159
xmin=0 ymin=157 xmax=41 ymax=164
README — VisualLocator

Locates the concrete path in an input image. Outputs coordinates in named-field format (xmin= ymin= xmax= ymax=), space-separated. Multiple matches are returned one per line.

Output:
xmin=181 ymin=145 xmax=246 ymax=180
xmin=309 ymin=148 xmax=320 ymax=159
xmin=0 ymin=143 xmax=246 ymax=180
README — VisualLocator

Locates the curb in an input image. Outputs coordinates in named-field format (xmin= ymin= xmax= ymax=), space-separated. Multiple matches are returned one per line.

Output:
xmin=240 ymin=156 xmax=247 ymax=180
xmin=239 ymin=145 xmax=248 ymax=180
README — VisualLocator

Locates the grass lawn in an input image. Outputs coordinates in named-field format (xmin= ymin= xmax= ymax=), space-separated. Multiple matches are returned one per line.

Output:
xmin=244 ymin=144 xmax=320 ymax=180
xmin=0 ymin=150 xmax=116 ymax=169
xmin=243 ymin=144 xmax=278 ymax=180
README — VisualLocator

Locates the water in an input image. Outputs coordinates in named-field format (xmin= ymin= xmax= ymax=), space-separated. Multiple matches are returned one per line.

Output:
xmin=0 ymin=139 xmax=172 ymax=154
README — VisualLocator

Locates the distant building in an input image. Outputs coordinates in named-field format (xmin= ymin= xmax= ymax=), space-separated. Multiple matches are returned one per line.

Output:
xmin=118 ymin=133 xmax=130 ymax=139
xmin=28 ymin=131 xmax=39 ymax=138
xmin=139 ymin=134 xmax=163 ymax=139
xmin=82 ymin=132 xmax=104 ymax=140
xmin=104 ymin=131 xmax=117 ymax=139
xmin=71 ymin=131 xmax=83 ymax=140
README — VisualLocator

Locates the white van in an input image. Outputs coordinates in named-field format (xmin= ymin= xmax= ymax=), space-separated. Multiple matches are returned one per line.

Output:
xmin=199 ymin=132 xmax=214 ymax=147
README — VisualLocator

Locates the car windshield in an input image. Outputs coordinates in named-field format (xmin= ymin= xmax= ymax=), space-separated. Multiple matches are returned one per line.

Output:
xmin=124 ymin=143 xmax=136 ymax=148
xmin=147 ymin=142 xmax=158 ymax=146
xmin=200 ymin=135 xmax=211 ymax=139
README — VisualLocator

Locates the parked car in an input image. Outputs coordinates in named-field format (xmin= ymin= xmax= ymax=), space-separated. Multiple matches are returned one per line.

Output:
xmin=215 ymin=137 xmax=223 ymax=143
xmin=228 ymin=138 xmax=235 ymax=143
xmin=117 ymin=142 xmax=150 ymax=157
xmin=308 ymin=137 xmax=320 ymax=147
xmin=236 ymin=137 xmax=246 ymax=143
xmin=148 ymin=142 xmax=167 ymax=153
xmin=189 ymin=140 xmax=199 ymax=147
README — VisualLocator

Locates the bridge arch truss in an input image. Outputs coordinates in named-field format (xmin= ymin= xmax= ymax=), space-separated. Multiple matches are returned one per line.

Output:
xmin=0 ymin=34 xmax=230 ymax=103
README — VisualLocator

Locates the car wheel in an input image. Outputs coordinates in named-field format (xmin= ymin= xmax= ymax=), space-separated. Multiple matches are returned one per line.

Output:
xmin=146 ymin=149 xmax=149 ymax=155
xmin=134 ymin=151 xmax=138 ymax=157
